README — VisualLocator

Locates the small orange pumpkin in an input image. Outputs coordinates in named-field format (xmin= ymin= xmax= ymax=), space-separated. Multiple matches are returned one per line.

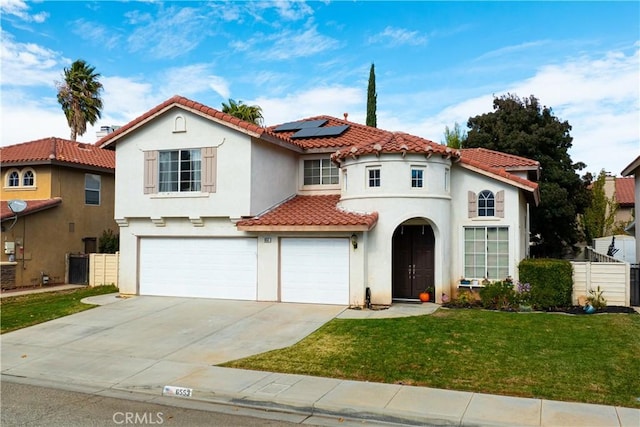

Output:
xmin=419 ymin=292 xmax=430 ymax=302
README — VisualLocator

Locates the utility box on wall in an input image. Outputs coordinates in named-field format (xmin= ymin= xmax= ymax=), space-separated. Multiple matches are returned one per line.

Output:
xmin=4 ymin=241 xmax=15 ymax=254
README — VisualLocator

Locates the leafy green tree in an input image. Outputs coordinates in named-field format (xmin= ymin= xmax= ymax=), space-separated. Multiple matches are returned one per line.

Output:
xmin=221 ymin=99 xmax=263 ymax=125
xmin=98 ymin=229 xmax=119 ymax=254
xmin=464 ymin=94 xmax=590 ymax=257
xmin=56 ymin=59 xmax=104 ymax=141
xmin=581 ymin=170 xmax=618 ymax=244
xmin=366 ymin=63 xmax=377 ymax=127
xmin=442 ymin=122 xmax=466 ymax=148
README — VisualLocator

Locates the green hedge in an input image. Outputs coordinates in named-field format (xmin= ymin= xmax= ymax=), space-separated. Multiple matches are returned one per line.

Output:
xmin=518 ymin=258 xmax=573 ymax=309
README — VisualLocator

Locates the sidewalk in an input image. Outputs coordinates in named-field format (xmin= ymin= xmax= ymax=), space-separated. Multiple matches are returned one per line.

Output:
xmin=2 ymin=293 xmax=639 ymax=426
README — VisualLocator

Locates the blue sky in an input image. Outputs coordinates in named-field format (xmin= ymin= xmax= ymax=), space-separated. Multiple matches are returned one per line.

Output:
xmin=1 ymin=1 xmax=638 ymax=176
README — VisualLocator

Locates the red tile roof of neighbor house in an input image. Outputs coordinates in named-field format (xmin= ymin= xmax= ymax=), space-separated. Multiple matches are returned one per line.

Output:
xmin=0 ymin=198 xmax=62 ymax=221
xmin=616 ymin=177 xmax=635 ymax=206
xmin=1 ymin=137 xmax=115 ymax=170
xmin=460 ymin=148 xmax=540 ymax=170
xmin=236 ymin=195 xmax=378 ymax=231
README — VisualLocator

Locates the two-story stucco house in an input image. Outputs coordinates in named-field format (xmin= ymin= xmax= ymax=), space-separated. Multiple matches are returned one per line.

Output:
xmin=97 ymin=96 xmax=539 ymax=306
xmin=1 ymin=137 xmax=116 ymax=288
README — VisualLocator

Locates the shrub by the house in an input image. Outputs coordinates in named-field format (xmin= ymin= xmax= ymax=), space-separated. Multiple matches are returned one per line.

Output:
xmin=519 ymin=258 xmax=573 ymax=309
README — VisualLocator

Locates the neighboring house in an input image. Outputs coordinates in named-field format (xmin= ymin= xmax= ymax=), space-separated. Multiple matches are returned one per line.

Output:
xmin=97 ymin=95 xmax=539 ymax=306
xmin=0 ymin=137 xmax=116 ymax=288
xmin=602 ymin=175 xmax=635 ymax=230
xmin=622 ymin=156 xmax=640 ymax=263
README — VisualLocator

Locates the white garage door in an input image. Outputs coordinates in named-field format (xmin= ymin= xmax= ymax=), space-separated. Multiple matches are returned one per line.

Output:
xmin=140 ymin=237 xmax=257 ymax=300
xmin=281 ymin=238 xmax=349 ymax=305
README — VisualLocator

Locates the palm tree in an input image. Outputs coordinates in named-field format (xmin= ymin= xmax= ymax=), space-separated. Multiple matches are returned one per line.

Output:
xmin=221 ymin=99 xmax=263 ymax=126
xmin=56 ymin=59 xmax=104 ymax=141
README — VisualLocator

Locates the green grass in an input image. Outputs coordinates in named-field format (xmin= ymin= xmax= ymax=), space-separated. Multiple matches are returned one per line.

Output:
xmin=1 ymin=285 xmax=119 ymax=334
xmin=223 ymin=309 xmax=640 ymax=408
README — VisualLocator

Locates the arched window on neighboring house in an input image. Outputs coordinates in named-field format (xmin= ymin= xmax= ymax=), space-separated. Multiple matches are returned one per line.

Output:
xmin=22 ymin=169 xmax=35 ymax=186
xmin=7 ymin=170 xmax=20 ymax=187
xmin=478 ymin=190 xmax=495 ymax=217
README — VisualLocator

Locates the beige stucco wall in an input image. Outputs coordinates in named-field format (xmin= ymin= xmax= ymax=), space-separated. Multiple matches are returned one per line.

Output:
xmin=3 ymin=165 xmax=53 ymax=200
xmin=1 ymin=166 xmax=116 ymax=286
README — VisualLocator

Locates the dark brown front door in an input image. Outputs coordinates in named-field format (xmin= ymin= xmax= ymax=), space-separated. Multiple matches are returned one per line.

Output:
xmin=392 ymin=225 xmax=435 ymax=300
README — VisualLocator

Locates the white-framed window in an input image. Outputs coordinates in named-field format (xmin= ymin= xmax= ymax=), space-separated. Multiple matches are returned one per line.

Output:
xmin=368 ymin=168 xmax=381 ymax=187
xmin=303 ymin=158 xmax=338 ymax=185
xmin=159 ymin=149 xmax=202 ymax=192
xmin=85 ymin=174 xmax=101 ymax=205
xmin=478 ymin=190 xmax=495 ymax=216
xmin=7 ymin=170 xmax=20 ymax=187
xmin=22 ymin=169 xmax=35 ymax=186
xmin=411 ymin=168 xmax=424 ymax=188
xmin=464 ymin=226 xmax=509 ymax=280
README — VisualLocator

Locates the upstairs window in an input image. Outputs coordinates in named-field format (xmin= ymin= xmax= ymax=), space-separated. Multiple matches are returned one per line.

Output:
xmin=8 ymin=170 xmax=19 ymax=187
xmin=144 ymin=147 xmax=216 ymax=195
xmin=303 ymin=159 xmax=338 ymax=185
xmin=159 ymin=149 xmax=202 ymax=192
xmin=478 ymin=190 xmax=495 ymax=216
xmin=411 ymin=168 xmax=424 ymax=188
xmin=85 ymin=174 xmax=101 ymax=205
xmin=468 ymin=190 xmax=504 ymax=218
xmin=23 ymin=170 xmax=34 ymax=186
xmin=368 ymin=168 xmax=381 ymax=187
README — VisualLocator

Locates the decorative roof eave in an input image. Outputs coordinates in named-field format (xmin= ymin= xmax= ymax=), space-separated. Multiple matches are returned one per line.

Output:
xmin=622 ymin=155 xmax=640 ymax=176
xmin=237 ymin=223 xmax=376 ymax=232
xmin=459 ymin=162 xmax=540 ymax=206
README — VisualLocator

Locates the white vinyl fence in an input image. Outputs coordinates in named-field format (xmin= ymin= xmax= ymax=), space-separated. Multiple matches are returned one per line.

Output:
xmin=89 ymin=252 xmax=119 ymax=287
xmin=571 ymin=248 xmax=630 ymax=306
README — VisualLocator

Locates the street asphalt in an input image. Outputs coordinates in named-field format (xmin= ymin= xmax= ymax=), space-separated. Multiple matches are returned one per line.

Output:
xmin=1 ymin=291 xmax=638 ymax=426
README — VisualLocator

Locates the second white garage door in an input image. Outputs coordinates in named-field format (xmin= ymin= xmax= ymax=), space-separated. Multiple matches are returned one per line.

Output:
xmin=139 ymin=237 xmax=257 ymax=300
xmin=280 ymin=238 xmax=349 ymax=305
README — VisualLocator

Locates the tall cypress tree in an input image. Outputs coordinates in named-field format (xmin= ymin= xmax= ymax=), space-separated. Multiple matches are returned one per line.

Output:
xmin=366 ymin=63 xmax=377 ymax=127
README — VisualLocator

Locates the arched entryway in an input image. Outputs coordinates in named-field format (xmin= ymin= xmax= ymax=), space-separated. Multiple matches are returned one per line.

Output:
xmin=392 ymin=222 xmax=435 ymax=301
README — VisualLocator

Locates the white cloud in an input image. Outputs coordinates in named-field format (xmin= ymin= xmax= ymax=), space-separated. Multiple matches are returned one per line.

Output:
xmin=475 ymin=40 xmax=550 ymax=61
xmin=0 ymin=0 xmax=49 ymax=23
xmin=255 ymin=85 xmax=364 ymax=126
xmin=154 ymin=64 xmax=231 ymax=100
xmin=368 ymin=26 xmax=428 ymax=47
xmin=71 ymin=19 xmax=121 ymax=50
xmin=267 ymin=24 xmax=340 ymax=60
xmin=0 ymin=31 xmax=65 ymax=87
xmin=126 ymin=6 xmax=212 ymax=59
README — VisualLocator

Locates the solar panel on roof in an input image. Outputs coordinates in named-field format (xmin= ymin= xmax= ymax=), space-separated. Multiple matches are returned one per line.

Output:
xmin=273 ymin=119 xmax=327 ymax=132
xmin=290 ymin=125 xmax=350 ymax=139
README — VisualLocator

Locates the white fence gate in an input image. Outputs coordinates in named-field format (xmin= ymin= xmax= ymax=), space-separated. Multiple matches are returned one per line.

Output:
xmin=89 ymin=252 xmax=119 ymax=287
xmin=570 ymin=248 xmax=630 ymax=306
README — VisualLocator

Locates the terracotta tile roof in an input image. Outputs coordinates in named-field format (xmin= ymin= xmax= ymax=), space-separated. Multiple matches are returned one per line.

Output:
xmin=331 ymin=130 xmax=458 ymax=161
xmin=96 ymin=95 xmax=281 ymax=149
xmin=236 ymin=195 xmax=378 ymax=231
xmin=460 ymin=148 xmax=539 ymax=170
xmin=615 ymin=177 xmax=635 ymax=206
xmin=0 ymin=198 xmax=62 ymax=221
xmin=1 ymin=137 xmax=114 ymax=170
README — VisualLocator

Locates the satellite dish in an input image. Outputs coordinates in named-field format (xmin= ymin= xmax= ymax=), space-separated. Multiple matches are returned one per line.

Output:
xmin=8 ymin=199 xmax=27 ymax=213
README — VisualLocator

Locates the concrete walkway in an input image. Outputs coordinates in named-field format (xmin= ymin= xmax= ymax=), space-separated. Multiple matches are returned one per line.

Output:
xmin=1 ymin=293 xmax=638 ymax=426
xmin=0 ymin=284 xmax=85 ymax=298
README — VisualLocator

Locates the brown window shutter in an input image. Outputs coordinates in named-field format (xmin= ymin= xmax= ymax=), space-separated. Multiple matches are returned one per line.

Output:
xmin=496 ymin=190 xmax=505 ymax=218
xmin=201 ymin=147 xmax=217 ymax=193
xmin=468 ymin=191 xmax=477 ymax=218
xmin=143 ymin=151 xmax=158 ymax=194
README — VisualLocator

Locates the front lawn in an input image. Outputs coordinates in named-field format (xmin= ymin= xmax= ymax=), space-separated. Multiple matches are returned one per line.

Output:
xmin=223 ymin=308 xmax=640 ymax=408
xmin=0 ymin=285 xmax=119 ymax=334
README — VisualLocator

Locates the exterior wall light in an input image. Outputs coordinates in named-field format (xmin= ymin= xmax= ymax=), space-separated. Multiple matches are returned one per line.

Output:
xmin=351 ymin=234 xmax=358 ymax=249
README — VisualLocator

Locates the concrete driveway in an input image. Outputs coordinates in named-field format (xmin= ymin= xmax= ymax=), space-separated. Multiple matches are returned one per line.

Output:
xmin=0 ymin=296 xmax=345 ymax=392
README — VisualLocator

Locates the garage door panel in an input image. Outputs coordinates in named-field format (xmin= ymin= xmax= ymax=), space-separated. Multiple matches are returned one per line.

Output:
xmin=140 ymin=238 xmax=257 ymax=300
xmin=281 ymin=238 xmax=349 ymax=305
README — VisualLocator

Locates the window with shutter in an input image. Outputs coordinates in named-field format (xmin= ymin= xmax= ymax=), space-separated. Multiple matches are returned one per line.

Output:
xmin=143 ymin=151 xmax=158 ymax=194
xmin=201 ymin=147 xmax=217 ymax=193
xmin=496 ymin=190 xmax=505 ymax=218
